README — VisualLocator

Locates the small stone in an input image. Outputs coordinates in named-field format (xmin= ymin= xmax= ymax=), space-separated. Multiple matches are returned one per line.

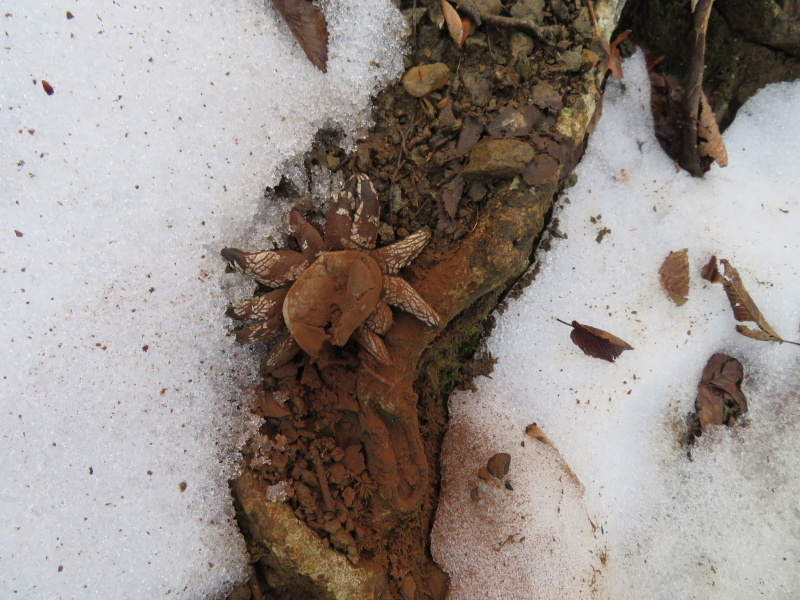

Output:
xmin=556 ymin=47 xmax=584 ymax=73
xmin=470 ymin=0 xmax=503 ymax=14
xmin=550 ymin=0 xmax=570 ymax=22
xmin=378 ymin=222 xmax=395 ymax=244
xmin=402 ymin=63 xmax=451 ymax=98
xmin=342 ymin=486 xmax=356 ymax=507
xmin=343 ymin=444 xmax=366 ymax=476
xmin=477 ymin=466 xmax=492 ymax=481
xmin=324 ymin=519 xmax=341 ymax=534
xmin=487 ymin=106 xmax=533 ymax=138
xmin=511 ymin=0 xmax=545 ymax=20
xmin=470 ymin=485 xmax=481 ymax=502
xmin=486 ymin=452 xmax=511 ymax=479
xmin=461 ymin=68 xmax=492 ymax=108
xmin=573 ymin=8 xmax=594 ymax=39
xmin=531 ymin=83 xmax=564 ymax=112
xmin=582 ymin=49 xmax=601 ymax=69
xmin=466 ymin=181 xmax=487 ymax=202
xmin=509 ymin=32 xmax=535 ymax=62
xmin=401 ymin=576 xmax=417 ymax=600
xmin=523 ymin=154 xmax=560 ymax=186
xmin=330 ymin=528 xmax=355 ymax=551
xmin=293 ymin=481 xmax=316 ymax=510
xmin=464 ymin=139 xmax=536 ymax=180
xmin=328 ymin=462 xmax=347 ymax=486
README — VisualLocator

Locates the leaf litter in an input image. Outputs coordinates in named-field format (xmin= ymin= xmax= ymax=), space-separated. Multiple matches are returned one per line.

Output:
xmin=556 ymin=319 xmax=633 ymax=363
xmin=272 ymin=0 xmax=329 ymax=73
xmin=702 ymin=256 xmax=800 ymax=346
xmin=659 ymin=248 xmax=690 ymax=306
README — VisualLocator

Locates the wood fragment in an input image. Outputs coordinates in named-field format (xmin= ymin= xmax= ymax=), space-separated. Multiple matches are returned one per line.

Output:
xmin=680 ymin=0 xmax=714 ymax=176
xmin=314 ymin=460 xmax=335 ymax=512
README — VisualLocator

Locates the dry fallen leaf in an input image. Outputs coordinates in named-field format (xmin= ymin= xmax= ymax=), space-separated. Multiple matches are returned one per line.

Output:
xmin=441 ymin=0 xmax=470 ymax=49
xmin=699 ymin=254 xmax=722 ymax=283
xmin=704 ymin=257 xmax=800 ymax=346
xmin=557 ymin=319 xmax=633 ymax=363
xmin=691 ymin=353 xmax=747 ymax=438
xmin=697 ymin=91 xmax=728 ymax=167
xmin=272 ymin=0 xmax=329 ymax=73
xmin=735 ymin=325 xmax=786 ymax=344
xmin=606 ymin=29 xmax=631 ymax=79
xmin=659 ymin=248 xmax=689 ymax=306
xmin=719 ymin=259 xmax=781 ymax=339
xmin=441 ymin=172 xmax=464 ymax=219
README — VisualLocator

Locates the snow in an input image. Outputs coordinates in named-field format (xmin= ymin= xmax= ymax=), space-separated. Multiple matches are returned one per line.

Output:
xmin=432 ymin=53 xmax=800 ymax=599
xmin=0 ymin=1 xmax=404 ymax=598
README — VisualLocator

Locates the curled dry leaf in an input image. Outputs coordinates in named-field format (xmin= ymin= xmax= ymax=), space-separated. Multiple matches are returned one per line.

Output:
xmin=700 ymin=254 xmax=722 ymax=283
xmin=272 ymin=0 xmax=329 ymax=73
xmin=659 ymin=248 xmax=689 ymax=306
xmin=719 ymin=259 xmax=781 ymax=339
xmin=703 ymin=257 xmax=800 ymax=346
xmin=690 ymin=353 xmax=748 ymax=439
xmin=557 ymin=319 xmax=633 ymax=363
xmin=441 ymin=0 xmax=470 ymax=49
xmin=606 ymin=29 xmax=631 ymax=79
xmin=697 ymin=91 xmax=728 ymax=167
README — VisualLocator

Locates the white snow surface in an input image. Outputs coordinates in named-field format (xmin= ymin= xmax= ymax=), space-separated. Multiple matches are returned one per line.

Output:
xmin=0 ymin=1 xmax=404 ymax=598
xmin=433 ymin=53 xmax=800 ymax=599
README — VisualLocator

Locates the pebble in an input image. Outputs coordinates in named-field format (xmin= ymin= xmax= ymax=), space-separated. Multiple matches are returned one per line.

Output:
xmin=402 ymin=63 xmax=451 ymax=98
xmin=486 ymin=452 xmax=511 ymax=479
xmin=463 ymin=139 xmax=536 ymax=180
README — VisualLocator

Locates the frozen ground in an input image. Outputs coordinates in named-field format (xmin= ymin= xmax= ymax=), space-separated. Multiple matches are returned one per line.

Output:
xmin=0 ymin=1 xmax=403 ymax=597
xmin=432 ymin=53 xmax=800 ymax=599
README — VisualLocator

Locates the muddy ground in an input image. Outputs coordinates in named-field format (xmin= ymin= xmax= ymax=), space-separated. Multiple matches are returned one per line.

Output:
xmin=225 ymin=2 xmax=800 ymax=599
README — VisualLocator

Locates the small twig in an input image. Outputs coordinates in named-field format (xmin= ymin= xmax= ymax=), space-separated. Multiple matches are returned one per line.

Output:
xmin=584 ymin=0 xmax=601 ymax=39
xmin=680 ymin=0 xmax=714 ymax=177
xmin=389 ymin=115 xmax=424 ymax=212
xmin=314 ymin=460 xmax=335 ymax=512
xmin=480 ymin=13 xmax=563 ymax=46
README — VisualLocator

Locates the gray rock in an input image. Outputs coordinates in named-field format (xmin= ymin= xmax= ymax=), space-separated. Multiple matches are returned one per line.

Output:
xmin=461 ymin=68 xmax=493 ymax=107
xmin=556 ymin=47 xmax=584 ymax=72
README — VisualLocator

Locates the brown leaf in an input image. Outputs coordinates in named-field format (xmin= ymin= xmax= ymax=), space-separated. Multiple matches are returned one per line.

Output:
xmin=697 ymin=91 xmax=728 ymax=167
xmin=441 ymin=172 xmax=464 ymax=219
xmin=606 ymin=29 xmax=631 ymax=79
xmin=272 ymin=0 xmax=329 ymax=73
xmin=699 ymin=255 xmax=722 ymax=283
xmin=718 ymin=259 xmax=782 ymax=340
xmin=659 ymin=248 xmax=689 ymax=306
xmin=558 ymin=319 xmax=633 ymax=363
xmin=441 ymin=0 xmax=470 ymax=49
xmin=735 ymin=325 xmax=783 ymax=343
xmin=691 ymin=353 xmax=747 ymax=437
